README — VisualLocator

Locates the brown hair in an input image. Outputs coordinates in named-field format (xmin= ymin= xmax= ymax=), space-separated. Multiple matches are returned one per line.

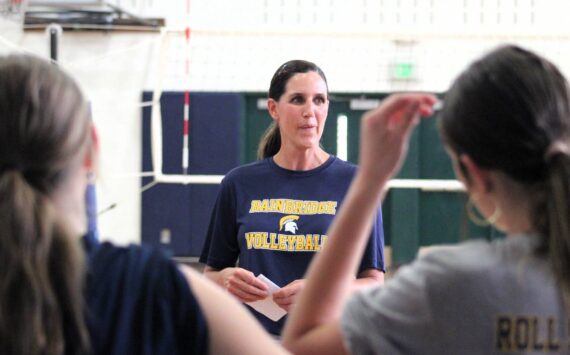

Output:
xmin=0 ymin=55 xmax=91 ymax=354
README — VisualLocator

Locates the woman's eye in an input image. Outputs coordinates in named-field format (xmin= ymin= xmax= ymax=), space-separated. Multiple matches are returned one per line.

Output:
xmin=314 ymin=97 xmax=325 ymax=104
xmin=291 ymin=96 xmax=304 ymax=104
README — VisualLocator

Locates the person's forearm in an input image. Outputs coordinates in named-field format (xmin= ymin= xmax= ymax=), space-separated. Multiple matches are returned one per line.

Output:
xmin=203 ymin=266 xmax=225 ymax=287
xmin=283 ymin=172 xmax=387 ymax=344
xmin=183 ymin=266 xmax=290 ymax=355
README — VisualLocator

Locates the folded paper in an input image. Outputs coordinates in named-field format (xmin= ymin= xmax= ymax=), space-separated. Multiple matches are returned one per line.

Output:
xmin=246 ymin=274 xmax=287 ymax=321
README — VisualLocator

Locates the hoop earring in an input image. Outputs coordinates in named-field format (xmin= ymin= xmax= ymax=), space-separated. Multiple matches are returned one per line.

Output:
xmin=466 ymin=195 xmax=502 ymax=227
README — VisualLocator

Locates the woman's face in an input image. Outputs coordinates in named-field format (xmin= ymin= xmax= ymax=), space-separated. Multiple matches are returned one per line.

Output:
xmin=269 ymin=71 xmax=329 ymax=151
xmin=52 ymin=127 xmax=97 ymax=239
xmin=447 ymin=146 xmax=505 ymax=229
xmin=51 ymin=158 xmax=89 ymax=238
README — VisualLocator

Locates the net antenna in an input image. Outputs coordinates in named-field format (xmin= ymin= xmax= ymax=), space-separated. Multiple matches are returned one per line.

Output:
xmin=145 ymin=0 xmax=225 ymax=186
xmin=181 ymin=1 xmax=191 ymax=176
xmin=148 ymin=28 xmax=224 ymax=186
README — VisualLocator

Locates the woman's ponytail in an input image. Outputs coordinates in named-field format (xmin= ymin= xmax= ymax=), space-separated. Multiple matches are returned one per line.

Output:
xmin=542 ymin=151 xmax=570 ymax=299
xmin=0 ymin=171 xmax=89 ymax=355
xmin=257 ymin=122 xmax=281 ymax=159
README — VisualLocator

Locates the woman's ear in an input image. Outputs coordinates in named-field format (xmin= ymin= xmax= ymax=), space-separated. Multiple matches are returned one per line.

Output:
xmin=84 ymin=124 xmax=100 ymax=172
xmin=267 ymin=98 xmax=279 ymax=122
xmin=459 ymin=154 xmax=494 ymax=194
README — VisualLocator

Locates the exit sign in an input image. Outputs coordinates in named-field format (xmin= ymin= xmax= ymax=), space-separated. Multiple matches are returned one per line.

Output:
xmin=392 ymin=62 xmax=416 ymax=80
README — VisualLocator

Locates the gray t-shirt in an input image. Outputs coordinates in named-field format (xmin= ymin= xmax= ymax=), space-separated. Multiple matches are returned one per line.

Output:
xmin=342 ymin=235 xmax=568 ymax=354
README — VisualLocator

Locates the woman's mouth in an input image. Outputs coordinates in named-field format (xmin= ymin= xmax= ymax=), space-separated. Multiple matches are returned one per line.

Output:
xmin=300 ymin=125 xmax=316 ymax=130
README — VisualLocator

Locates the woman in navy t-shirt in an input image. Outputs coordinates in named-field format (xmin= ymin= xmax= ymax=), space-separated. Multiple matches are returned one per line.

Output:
xmin=200 ymin=60 xmax=385 ymax=335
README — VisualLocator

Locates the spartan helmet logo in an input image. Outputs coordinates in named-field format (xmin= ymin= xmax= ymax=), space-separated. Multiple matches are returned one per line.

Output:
xmin=279 ymin=215 xmax=299 ymax=234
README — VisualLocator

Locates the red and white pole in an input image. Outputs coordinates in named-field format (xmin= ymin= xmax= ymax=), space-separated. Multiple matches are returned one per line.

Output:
xmin=182 ymin=0 xmax=191 ymax=175
xmin=182 ymin=90 xmax=190 ymax=175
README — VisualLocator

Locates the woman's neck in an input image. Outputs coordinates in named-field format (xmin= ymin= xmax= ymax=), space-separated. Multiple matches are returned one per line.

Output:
xmin=488 ymin=172 xmax=534 ymax=236
xmin=272 ymin=147 xmax=330 ymax=171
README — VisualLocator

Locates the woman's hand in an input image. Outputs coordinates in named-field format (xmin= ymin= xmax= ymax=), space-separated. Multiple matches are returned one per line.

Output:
xmin=219 ymin=267 xmax=269 ymax=303
xmin=273 ymin=279 xmax=305 ymax=312
xmin=358 ymin=94 xmax=437 ymax=184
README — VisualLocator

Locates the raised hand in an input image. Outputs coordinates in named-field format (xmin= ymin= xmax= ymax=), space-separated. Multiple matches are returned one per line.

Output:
xmin=358 ymin=94 xmax=437 ymax=184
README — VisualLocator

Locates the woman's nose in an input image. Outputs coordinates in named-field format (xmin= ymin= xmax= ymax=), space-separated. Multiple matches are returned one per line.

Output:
xmin=302 ymin=103 xmax=314 ymax=118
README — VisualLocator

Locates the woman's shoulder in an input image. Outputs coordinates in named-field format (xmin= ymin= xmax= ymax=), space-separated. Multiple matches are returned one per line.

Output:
xmin=349 ymin=236 xmax=541 ymax=312
xmin=330 ymin=157 xmax=358 ymax=172
xmin=321 ymin=157 xmax=358 ymax=182
xmin=86 ymin=239 xmax=183 ymax=294
xmin=417 ymin=234 xmax=540 ymax=272
xmin=411 ymin=238 xmax=509 ymax=277
xmin=223 ymin=159 xmax=272 ymax=181
xmin=397 ymin=235 xmax=546 ymax=298
xmin=84 ymin=237 xmax=209 ymax=354
xmin=83 ymin=233 xmax=189 ymax=302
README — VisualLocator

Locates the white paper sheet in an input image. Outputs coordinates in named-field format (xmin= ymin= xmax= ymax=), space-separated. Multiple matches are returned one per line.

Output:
xmin=246 ymin=274 xmax=287 ymax=321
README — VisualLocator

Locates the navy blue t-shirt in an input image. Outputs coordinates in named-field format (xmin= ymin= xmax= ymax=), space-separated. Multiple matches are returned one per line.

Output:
xmin=200 ymin=156 xmax=385 ymax=335
xmin=83 ymin=233 xmax=209 ymax=354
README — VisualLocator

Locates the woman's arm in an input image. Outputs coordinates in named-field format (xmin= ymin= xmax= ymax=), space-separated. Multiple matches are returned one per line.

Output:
xmin=273 ymin=270 xmax=383 ymax=312
xmin=182 ymin=266 xmax=289 ymax=355
xmin=282 ymin=94 xmax=436 ymax=355
xmin=203 ymin=265 xmax=268 ymax=303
